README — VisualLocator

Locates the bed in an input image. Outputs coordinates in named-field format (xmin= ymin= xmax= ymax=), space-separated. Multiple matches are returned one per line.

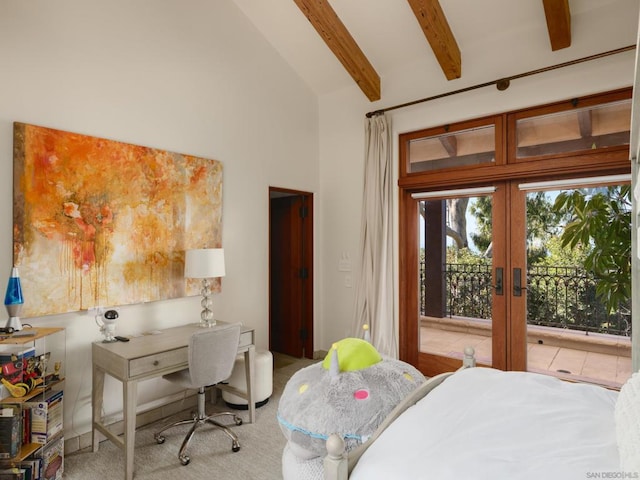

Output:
xmin=324 ymin=363 xmax=640 ymax=480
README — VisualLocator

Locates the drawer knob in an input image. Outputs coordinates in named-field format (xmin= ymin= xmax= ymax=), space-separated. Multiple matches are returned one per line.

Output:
xmin=153 ymin=360 xmax=159 ymax=366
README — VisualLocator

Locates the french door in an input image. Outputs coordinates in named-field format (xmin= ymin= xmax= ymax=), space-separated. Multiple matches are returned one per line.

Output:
xmin=408 ymin=182 xmax=519 ymax=375
xmin=407 ymin=176 xmax=631 ymax=385
xmin=398 ymin=88 xmax=633 ymax=385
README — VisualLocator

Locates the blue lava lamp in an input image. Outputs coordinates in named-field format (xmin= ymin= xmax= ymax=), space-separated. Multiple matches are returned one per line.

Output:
xmin=4 ymin=267 xmax=24 ymax=331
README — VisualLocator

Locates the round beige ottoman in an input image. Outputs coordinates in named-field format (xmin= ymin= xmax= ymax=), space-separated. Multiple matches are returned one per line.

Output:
xmin=223 ymin=350 xmax=273 ymax=409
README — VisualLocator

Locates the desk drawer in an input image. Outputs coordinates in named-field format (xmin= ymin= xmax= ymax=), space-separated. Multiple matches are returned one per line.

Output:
xmin=239 ymin=330 xmax=253 ymax=349
xmin=129 ymin=347 xmax=188 ymax=378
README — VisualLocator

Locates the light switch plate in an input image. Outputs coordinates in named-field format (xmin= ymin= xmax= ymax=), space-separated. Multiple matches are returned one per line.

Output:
xmin=338 ymin=259 xmax=351 ymax=272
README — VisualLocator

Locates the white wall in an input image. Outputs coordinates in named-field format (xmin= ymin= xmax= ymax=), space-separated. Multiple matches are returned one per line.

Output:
xmin=318 ymin=0 xmax=640 ymax=347
xmin=0 ymin=0 xmax=319 ymax=438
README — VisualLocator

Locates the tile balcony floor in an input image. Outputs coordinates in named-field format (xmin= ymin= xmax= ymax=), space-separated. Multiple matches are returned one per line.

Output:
xmin=421 ymin=325 xmax=632 ymax=389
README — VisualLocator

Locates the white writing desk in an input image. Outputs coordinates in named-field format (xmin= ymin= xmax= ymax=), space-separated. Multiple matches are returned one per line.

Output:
xmin=92 ymin=322 xmax=255 ymax=480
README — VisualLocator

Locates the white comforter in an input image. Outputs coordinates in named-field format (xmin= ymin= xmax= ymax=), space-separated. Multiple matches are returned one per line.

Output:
xmin=350 ymin=367 xmax=620 ymax=480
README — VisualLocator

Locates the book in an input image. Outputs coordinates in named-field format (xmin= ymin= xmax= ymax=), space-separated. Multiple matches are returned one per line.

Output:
xmin=41 ymin=437 xmax=62 ymax=480
xmin=15 ymin=463 xmax=32 ymax=480
xmin=0 ymin=346 xmax=35 ymax=365
xmin=18 ymin=457 xmax=42 ymax=480
xmin=0 ymin=468 xmax=26 ymax=480
xmin=26 ymin=390 xmax=63 ymax=445
xmin=0 ymin=408 xmax=21 ymax=459
xmin=18 ymin=459 xmax=40 ymax=480
xmin=21 ymin=407 xmax=30 ymax=446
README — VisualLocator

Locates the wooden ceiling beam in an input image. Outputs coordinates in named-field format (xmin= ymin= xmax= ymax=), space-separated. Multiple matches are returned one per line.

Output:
xmin=292 ymin=0 xmax=381 ymax=101
xmin=406 ymin=0 xmax=461 ymax=81
xmin=577 ymin=110 xmax=592 ymax=138
xmin=542 ymin=0 xmax=571 ymax=51
xmin=439 ymin=135 xmax=457 ymax=157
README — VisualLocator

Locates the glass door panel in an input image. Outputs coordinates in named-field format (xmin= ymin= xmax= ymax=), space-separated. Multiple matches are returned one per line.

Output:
xmin=418 ymin=193 xmax=494 ymax=367
xmin=522 ymin=180 xmax=632 ymax=387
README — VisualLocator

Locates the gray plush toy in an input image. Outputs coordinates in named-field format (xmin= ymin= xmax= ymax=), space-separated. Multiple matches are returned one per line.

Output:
xmin=277 ymin=336 xmax=425 ymax=480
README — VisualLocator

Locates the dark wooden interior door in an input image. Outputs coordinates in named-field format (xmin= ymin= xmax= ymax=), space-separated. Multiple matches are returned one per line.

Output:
xmin=269 ymin=189 xmax=313 ymax=358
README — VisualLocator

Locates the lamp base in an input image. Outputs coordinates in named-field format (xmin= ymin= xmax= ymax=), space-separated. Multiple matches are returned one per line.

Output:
xmin=198 ymin=279 xmax=216 ymax=328
xmin=5 ymin=316 xmax=23 ymax=332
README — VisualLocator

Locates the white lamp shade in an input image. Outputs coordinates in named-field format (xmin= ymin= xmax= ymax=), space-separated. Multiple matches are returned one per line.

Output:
xmin=184 ymin=248 xmax=226 ymax=278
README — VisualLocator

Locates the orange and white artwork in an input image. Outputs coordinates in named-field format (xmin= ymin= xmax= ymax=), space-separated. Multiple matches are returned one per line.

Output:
xmin=12 ymin=122 xmax=222 ymax=317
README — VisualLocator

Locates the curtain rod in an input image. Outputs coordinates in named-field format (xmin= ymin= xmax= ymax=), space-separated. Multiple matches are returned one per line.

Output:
xmin=366 ymin=44 xmax=636 ymax=118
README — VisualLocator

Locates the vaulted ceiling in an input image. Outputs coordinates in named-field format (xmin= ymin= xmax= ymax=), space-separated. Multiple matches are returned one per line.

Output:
xmin=290 ymin=0 xmax=570 ymax=101
xmin=232 ymin=0 xmax=637 ymax=103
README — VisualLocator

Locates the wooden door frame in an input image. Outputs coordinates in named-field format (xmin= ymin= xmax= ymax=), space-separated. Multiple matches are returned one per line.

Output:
xmin=507 ymin=182 xmax=527 ymax=371
xmin=398 ymin=188 xmax=418 ymax=366
xmin=492 ymin=183 xmax=508 ymax=371
xmin=268 ymin=187 xmax=314 ymax=358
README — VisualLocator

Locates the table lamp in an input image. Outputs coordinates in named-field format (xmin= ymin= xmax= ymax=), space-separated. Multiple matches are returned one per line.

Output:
xmin=4 ymin=267 xmax=24 ymax=331
xmin=185 ymin=248 xmax=225 ymax=327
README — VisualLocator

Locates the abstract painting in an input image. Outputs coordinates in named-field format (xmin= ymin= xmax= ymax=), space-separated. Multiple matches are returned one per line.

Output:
xmin=12 ymin=122 xmax=222 ymax=317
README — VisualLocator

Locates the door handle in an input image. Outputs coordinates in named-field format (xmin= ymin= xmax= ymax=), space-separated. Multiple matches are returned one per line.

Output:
xmin=513 ymin=267 xmax=526 ymax=296
xmin=493 ymin=267 xmax=503 ymax=296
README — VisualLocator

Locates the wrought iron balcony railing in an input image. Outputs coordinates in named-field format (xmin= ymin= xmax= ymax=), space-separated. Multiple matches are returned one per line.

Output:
xmin=420 ymin=262 xmax=631 ymax=336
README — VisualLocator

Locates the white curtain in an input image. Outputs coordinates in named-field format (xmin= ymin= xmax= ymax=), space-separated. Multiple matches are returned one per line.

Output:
xmin=352 ymin=113 xmax=397 ymax=358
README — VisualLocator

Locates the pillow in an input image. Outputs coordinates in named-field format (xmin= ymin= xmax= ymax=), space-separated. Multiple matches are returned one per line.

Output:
xmin=277 ymin=338 xmax=425 ymax=480
xmin=615 ymin=371 xmax=640 ymax=473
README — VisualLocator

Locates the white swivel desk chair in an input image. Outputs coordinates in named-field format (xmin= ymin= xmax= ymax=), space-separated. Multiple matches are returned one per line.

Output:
xmin=154 ymin=322 xmax=243 ymax=466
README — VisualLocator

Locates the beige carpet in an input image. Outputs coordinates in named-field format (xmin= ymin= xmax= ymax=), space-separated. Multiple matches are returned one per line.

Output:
xmin=64 ymin=354 xmax=316 ymax=480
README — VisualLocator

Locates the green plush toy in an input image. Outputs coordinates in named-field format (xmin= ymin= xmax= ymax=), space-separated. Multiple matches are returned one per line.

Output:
xmin=277 ymin=336 xmax=425 ymax=480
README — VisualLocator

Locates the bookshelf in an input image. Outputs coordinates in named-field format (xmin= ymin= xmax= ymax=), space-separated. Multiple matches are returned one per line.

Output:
xmin=0 ymin=327 xmax=65 ymax=480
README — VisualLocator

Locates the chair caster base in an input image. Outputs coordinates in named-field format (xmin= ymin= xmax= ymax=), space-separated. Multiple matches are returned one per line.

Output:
xmin=179 ymin=454 xmax=190 ymax=465
xmin=232 ymin=441 xmax=240 ymax=453
xmin=155 ymin=434 xmax=165 ymax=444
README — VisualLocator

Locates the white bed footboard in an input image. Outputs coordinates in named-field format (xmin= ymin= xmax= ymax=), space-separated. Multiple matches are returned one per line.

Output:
xmin=323 ymin=346 xmax=476 ymax=480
